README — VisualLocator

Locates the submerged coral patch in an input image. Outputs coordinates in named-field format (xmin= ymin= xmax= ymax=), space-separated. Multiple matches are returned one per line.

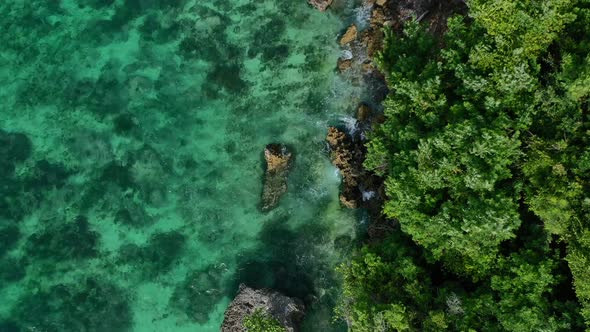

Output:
xmin=0 ymin=257 xmax=26 ymax=282
xmin=25 ymin=160 xmax=72 ymax=190
xmin=0 ymin=224 xmax=20 ymax=257
xmin=25 ymin=216 xmax=99 ymax=261
xmin=206 ymin=63 xmax=248 ymax=93
xmin=0 ymin=130 xmax=32 ymax=175
xmin=118 ymin=231 xmax=186 ymax=277
xmin=170 ymin=264 xmax=230 ymax=324
xmin=11 ymin=278 xmax=132 ymax=332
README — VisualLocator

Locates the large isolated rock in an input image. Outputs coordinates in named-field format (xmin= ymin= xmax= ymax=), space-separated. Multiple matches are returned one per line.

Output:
xmin=308 ymin=0 xmax=333 ymax=11
xmin=222 ymin=284 xmax=305 ymax=332
xmin=261 ymin=144 xmax=292 ymax=211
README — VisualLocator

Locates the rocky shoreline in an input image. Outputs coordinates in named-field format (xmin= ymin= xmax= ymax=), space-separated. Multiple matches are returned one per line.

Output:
xmin=328 ymin=0 xmax=466 ymax=239
xmin=327 ymin=0 xmax=401 ymax=239
xmin=222 ymin=1 xmax=467 ymax=330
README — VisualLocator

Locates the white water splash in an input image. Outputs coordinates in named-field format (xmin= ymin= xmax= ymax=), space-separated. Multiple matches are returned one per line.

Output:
xmin=354 ymin=2 xmax=374 ymax=29
xmin=340 ymin=115 xmax=359 ymax=136
xmin=341 ymin=49 xmax=353 ymax=60
xmin=362 ymin=190 xmax=375 ymax=201
xmin=307 ymin=186 xmax=329 ymax=200
xmin=333 ymin=167 xmax=341 ymax=179
xmin=359 ymin=214 xmax=369 ymax=225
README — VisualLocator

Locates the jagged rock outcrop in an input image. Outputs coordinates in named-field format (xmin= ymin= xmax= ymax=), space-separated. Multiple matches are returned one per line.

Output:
xmin=221 ymin=284 xmax=305 ymax=332
xmin=261 ymin=144 xmax=292 ymax=211
xmin=308 ymin=0 xmax=333 ymax=11
xmin=356 ymin=104 xmax=372 ymax=122
xmin=337 ymin=58 xmax=353 ymax=72
xmin=326 ymin=127 xmax=363 ymax=208
xmin=326 ymin=104 xmax=387 ymax=214
xmin=339 ymin=24 xmax=358 ymax=46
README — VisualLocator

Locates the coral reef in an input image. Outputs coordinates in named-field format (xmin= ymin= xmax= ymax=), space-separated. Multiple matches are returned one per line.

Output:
xmin=0 ymin=130 xmax=32 ymax=175
xmin=118 ymin=231 xmax=186 ymax=277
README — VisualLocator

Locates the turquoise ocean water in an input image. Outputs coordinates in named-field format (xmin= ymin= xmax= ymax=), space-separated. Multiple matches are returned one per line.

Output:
xmin=0 ymin=0 xmax=368 ymax=330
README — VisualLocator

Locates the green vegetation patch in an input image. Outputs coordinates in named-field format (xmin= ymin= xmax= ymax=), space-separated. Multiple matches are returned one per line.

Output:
xmin=243 ymin=308 xmax=286 ymax=332
xmin=342 ymin=0 xmax=590 ymax=330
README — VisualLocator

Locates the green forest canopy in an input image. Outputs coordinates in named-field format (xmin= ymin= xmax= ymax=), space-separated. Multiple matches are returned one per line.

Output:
xmin=338 ymin=0 xmax=590 ymax=330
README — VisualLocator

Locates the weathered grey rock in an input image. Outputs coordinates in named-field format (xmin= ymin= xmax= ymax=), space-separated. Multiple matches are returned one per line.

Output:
xmin=261 ymin=144 xmax=292 ymax=211
xmin=308 ymin=0 xmax=333 ymax=11
xmin=221 ymin=284 xmax=305 ymax=332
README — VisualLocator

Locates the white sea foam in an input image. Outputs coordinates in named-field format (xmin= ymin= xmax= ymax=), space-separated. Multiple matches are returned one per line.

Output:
xmin=340 ymin=115 xmax=359 ymax=136
xmin=341 ymin=49 xmax=353 ymax=60
xmin=354 ymin=2 xmax=373 ymax=29
xmin=362 ymin=190 xmax=375 ymax=201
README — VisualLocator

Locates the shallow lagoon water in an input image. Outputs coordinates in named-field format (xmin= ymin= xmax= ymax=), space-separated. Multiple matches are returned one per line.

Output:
xmin=0 ymin=0 xmax=367 ymax=331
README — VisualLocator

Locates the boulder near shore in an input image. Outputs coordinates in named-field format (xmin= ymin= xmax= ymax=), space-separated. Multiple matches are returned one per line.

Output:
xmin=308 ymin=0 xmax=333 ymax=11
xmin=221 ymin=284 xmax=305 ymax=332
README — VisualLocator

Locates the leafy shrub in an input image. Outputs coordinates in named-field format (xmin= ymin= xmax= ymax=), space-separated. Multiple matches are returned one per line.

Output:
xmin=243 ymin=308 xmax=286 ymax=332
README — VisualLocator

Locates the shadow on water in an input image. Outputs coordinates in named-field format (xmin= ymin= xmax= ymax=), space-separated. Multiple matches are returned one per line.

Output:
xmin=230 ymin=214 xmax=348 ymax=331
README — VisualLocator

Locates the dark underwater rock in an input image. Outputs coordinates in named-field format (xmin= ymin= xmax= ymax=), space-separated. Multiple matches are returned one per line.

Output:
xmin=221 ymin=284 xmax=305 ymax=332
xmin=170 ymin=264 xmax=229 ymax=324
xmin=12 ymin=278 xmax=132 ymax=332
xmin=25 ymin=160 xmax=72 ymax=189
xmin=261 ymin=144 xmax=293 ymax=211
xmin=0 ymin=257 xmax=26 ymax=282
xmin=0 ymin=130 xmax=32 ymax=176
xmin=26 ymin=215 xmax=99 ymax=261
xmin=0 ymin=225 xmax=20 ymax=257
xmin=308 ymin=0 xmax=333 ymax=11
xmin=0 ymin=130 xmax=32 ymax=163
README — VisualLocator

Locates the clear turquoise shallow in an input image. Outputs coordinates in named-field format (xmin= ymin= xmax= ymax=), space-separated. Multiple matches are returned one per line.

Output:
xmin=0 ymin=0 xmax=366 ymax=331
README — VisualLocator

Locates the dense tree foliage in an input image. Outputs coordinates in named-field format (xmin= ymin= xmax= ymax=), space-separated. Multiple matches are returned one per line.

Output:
xmin=342 ymin=0 xmax=590 ymax=330
xmin=242 ymin=309 xmax=286 ymax=332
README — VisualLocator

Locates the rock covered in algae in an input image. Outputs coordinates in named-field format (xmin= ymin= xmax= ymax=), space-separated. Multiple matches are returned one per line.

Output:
xmin=261 ymin=144 xmax=292 ymax=211
xmin=308 ymin=0 xmax=333 ymax=11
xmin=221 ymin=284 xmax=305 ymax=332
